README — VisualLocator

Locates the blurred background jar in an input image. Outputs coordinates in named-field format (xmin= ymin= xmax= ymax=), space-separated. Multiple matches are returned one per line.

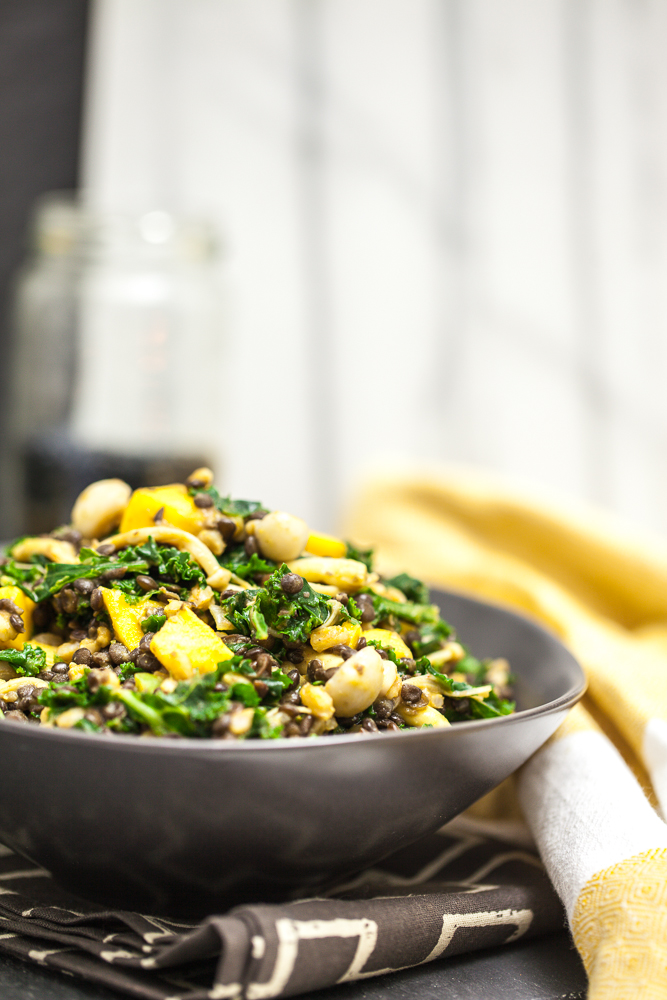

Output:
xmin=4 ymin=193 xmax=224 ymax=537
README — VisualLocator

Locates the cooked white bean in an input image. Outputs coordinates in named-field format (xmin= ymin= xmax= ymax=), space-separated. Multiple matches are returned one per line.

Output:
xmin=254 ymin=511 xmax=309 ymax=562
xmin=71 ymin=479 xmax=132 ymax=540
xmin=32 ymin=632 xmax=61 ymax=647
xmin=325 ymin=646 xmax=384 ymax=717
xmin=379 ymin=659 xmax=402 ymax=700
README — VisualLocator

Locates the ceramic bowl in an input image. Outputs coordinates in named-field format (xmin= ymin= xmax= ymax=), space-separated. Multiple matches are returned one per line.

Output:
xmin=0 ymin=588 xmax=585 ymax=916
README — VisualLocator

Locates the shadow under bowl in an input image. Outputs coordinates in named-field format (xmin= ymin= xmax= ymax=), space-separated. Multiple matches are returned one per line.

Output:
xmin=0 ymin=588 xmax=585 ymax=917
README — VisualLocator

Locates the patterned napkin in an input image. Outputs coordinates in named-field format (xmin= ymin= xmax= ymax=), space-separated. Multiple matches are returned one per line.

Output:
xmin=0 ymin=820 xmax=564 ymax=999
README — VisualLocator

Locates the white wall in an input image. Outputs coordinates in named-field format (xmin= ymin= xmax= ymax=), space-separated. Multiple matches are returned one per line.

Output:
xmin=81 ymin=0 xmax=667 ymax=533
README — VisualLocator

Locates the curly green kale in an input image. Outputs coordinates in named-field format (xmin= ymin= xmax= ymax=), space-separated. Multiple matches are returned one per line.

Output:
xmin=384 ymin=572 xmax=429 ymax=605
xmin=219 ymin=564 xmax=359 ymax=644
xmin=0 ymin=644 xmax=47 ymax=677
xmin=38 ymin=657 xmax=293 ymax=738
xmin=221 ymin=548 xmax=277 ymax=580
xmin=187 ymin=486 xmax=266 ymax=519
xmin=345 ymin=542 xmax=374 ymax=572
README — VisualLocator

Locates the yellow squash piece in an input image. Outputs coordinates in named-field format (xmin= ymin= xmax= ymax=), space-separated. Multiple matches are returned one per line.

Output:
xmin=0 ymin=586 xmax=35 ymax=650
xmin=119 ymin=484 xmax=204 ymax=536
xmin=150 ymin=606 xmax=233 ymax=681
xmin=100 ymin=588 xmax=164 ymax=651
xmin=395 ymin=703 xmax=451 ymax=728
xmin=363 ymin=628 xmax=412 ymax=661
xmin=310 ymin=619 xmax=362 ymax=652
xmin=305 ymin=531 xmax=347 ymax=559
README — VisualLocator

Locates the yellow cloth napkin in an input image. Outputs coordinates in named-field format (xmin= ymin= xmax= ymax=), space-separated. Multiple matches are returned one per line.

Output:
xmin=343 ymin=466 xmax=667 ymax=1000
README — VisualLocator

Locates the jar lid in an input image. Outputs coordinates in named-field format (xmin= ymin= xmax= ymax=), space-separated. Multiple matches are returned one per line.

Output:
xmin=29 ymin=192 xmax=219 ymax=263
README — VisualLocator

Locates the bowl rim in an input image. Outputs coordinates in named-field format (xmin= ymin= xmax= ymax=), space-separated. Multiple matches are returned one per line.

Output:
xmin=0 ymin=588 xmax=586 ymax=755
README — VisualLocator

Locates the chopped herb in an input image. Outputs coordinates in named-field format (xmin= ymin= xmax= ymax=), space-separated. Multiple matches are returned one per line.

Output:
xmin=3 ymin=554 xmax=148 ymax=603
xmin=409 ymin=621 xmax=454 ymax=658
xmin=384 ymin=572 xmax=429 ymax=605
xmin=220 ymin=547 xmax=277 ymax=580
xmin=369 ymin=593 xmax=453 ymax=633
xmin=129 ymin=538 xmax=206 ymax=588
xmin=220 ymin=564 xmax=335 ymax=644
xmin=0 ymin=644 xmax=47 ymax=677
xmin=467 ymin=691 xmax=515 ymax=719
xmin=345 ymin=542 xmax=374 ymax=572
xmin=189 ymin=486 xmax=266 ymax=519
xmin=141 ymin=613 xmax=167 ymax=634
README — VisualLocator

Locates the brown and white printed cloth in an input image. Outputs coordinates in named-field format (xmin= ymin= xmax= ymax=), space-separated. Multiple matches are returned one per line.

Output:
xmin=0 ymin=821 xmax=565 ymax=999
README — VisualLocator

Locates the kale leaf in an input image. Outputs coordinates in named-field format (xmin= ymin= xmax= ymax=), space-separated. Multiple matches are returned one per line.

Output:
xmin=3 ymin=551 xmax=149 ymax=603
xmin=3 ymin=538 xmax=205 ymax=604
xmin=220 ymin=564 xmax=333 ymax=644
xmin=141 ymin=613 xmax=167 ymax=634
xmin=454 ymin=651 xmax=489 ymax=684
xmin=0 ymin=644 xmax=47 ymax=677
xmin=80 ymin=657 xmax=291 ymax=737
xmin=0 ymin=558 xmax=44 ymax=590
xmin=467 ymin=691 xmax=515 ymax=719
xmin=261 ymin=669 xmax=294 ymax=699
xmin=38 ymin=677 xmax=93 ymax=711
xmin=129 ymin=537 xmax=206 ymax=587
xmin=189 ymin=486 xmax=266 ymax=518
xmin=422 ymin=660 xmax=514 ymax=720
xmin=409 ymin=622 xmax=453 ymax=658
xmin=221 ymin=547 xmax=277 ymax=580
xmin=112 ymin=659 xmax=274 ymax=737
xmin=384 ymin=572 xmax=429 ymax=605
xmin=345 ymin=542 xmax=374 ymax=572
xmin=369 ymin=593 xmax=453 ymax=634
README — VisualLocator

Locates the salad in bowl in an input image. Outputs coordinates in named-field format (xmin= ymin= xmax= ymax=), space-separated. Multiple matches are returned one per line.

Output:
xmin=0 ymin=469 xmax=514 ymax=740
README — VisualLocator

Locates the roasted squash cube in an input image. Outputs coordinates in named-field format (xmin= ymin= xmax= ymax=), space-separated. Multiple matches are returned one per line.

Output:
xmin=150 ymin=607 xmax=233 ymax=680
xmin=100 ymin=588 xmax=163 ymax=651
xmin=305 ymin=531 xmax=347 ymax=559
xmin=0 ymin=585 xmax=35 ymax=650
xmin=363 ymin=628 xmax=412 ymax=661
xmin=119 ymin=484 xmax=204 ymax=536
xmin=310 ymin=619 xmax=362 ymax=652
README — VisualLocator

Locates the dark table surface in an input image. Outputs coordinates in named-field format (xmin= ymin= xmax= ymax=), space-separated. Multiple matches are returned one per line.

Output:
xmin=0 ymin=929 xmax=587 ymax=999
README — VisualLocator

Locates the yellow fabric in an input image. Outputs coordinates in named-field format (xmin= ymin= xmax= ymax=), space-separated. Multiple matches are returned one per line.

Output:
xmin=343 ymin=468 xmax=667 ymax=762
xmin=343 ymin=466 xmax=667 ymax=995
xmin=572 ymin=849 xmax=667 ymax=998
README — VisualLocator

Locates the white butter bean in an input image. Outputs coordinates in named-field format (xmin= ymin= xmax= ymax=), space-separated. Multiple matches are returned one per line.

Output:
xmin=254 ymin=511 xmax=309 ymax=562
xmin=325 ymin=646 xmax=384 ymax=717
xmin=71 ymin=479 xmax=132 ymax=540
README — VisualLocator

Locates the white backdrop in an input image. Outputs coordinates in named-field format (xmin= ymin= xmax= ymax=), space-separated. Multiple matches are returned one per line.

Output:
xmin=81 ymin=0 xmax=667 ymax=533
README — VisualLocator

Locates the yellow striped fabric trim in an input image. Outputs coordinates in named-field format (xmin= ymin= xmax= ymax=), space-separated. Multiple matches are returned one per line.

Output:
xmin=572 ymin=848 xmax=667 ymax=999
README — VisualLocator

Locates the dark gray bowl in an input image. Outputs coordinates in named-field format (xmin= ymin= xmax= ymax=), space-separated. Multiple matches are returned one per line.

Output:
xmin=0 ymin=589 xmax=584 ymax=916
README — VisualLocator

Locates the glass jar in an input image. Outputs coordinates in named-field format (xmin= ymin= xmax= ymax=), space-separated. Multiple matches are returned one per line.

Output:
xmin=4 ymin=193 xmax=224 ymax=536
